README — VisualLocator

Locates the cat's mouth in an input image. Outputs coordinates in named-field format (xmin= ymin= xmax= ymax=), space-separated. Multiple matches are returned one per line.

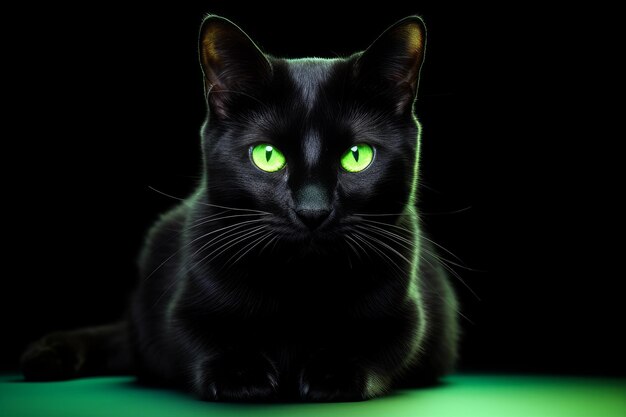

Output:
xmin=290 ymin=207 xmax=333 ymax=233
xmin=278 ymin=219 xmax=350 ymax=255
xmin=283 ymin=235 xmax=341 ymax=258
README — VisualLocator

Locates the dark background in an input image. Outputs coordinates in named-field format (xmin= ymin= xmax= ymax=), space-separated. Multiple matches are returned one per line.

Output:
xmin=3 ymin=3 xmax=622 ymax=376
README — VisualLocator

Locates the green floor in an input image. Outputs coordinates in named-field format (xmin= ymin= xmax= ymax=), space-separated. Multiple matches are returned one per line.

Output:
xmin=1 ymin=374 xmax=625 ymax=417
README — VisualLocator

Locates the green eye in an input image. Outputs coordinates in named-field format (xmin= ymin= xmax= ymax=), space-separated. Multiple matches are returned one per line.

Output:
xmin=340 ymin=143 xmax=375 ymax=172
xmin=250 ymin=144 xmax=286 ymax=172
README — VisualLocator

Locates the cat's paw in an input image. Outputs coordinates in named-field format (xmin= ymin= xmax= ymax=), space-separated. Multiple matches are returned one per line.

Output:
xmin=20 ymin=333 xmax=86 ymax=381
xmin=299 ymin=352 xmax=367 ymax=402
xmin=196 ymin=351 xmax=279 ymax=402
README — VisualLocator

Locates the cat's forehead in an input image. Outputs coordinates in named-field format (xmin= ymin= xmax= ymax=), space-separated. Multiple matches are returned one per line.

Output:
xmin=284 ymin=58 xmax=341 ymax=110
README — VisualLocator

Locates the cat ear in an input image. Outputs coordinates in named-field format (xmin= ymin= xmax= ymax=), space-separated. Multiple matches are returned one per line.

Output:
xmin=355 ymin=16 xmax=426 ymax=112
xmin=199 ymin=15 xmax=272 ymax=118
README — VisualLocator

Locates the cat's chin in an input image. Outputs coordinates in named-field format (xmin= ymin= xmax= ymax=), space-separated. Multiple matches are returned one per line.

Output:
xmin=278 ymin=231 xmax=346 ymax=257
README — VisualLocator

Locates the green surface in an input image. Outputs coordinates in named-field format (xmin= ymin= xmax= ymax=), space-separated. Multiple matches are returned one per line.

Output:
xmin=1 ymin=374 xmax=625 ymax=417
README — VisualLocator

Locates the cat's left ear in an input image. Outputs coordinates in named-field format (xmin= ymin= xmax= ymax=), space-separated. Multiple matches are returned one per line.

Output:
xmin=355 ymin=16 xmax=426 ymax=112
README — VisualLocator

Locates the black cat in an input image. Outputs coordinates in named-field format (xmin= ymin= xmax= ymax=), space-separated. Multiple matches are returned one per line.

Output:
xmin=21 ymin=15 xmax=459 ymax=402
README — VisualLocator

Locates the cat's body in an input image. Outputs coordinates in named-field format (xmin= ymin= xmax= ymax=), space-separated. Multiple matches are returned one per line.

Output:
xmin=21 ymin=15 xmax=459 ymax=402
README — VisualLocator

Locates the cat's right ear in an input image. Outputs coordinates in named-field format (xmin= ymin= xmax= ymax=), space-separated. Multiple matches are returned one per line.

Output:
xmin=354 ymin=16 xmax=427 ymax=113
xmin=199 ymin=16 xmax=272 ymax=119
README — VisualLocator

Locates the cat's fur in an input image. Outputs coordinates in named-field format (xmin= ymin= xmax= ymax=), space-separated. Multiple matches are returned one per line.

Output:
xmin=21 ymin=15 xmax=459 ymax=402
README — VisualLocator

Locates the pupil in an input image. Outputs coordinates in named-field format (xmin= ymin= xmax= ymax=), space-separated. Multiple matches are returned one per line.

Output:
xmin=351 ymin=146 xmax=359 ymax=162
xmin=265 ymin=146 xmax=273 ymax=162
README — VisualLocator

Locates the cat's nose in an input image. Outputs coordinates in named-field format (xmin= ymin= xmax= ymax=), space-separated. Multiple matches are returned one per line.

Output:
xmin=294 ymin=183 xmax=331 ymax=229
xmin=296 ymin=208 xmax=331 ymax=230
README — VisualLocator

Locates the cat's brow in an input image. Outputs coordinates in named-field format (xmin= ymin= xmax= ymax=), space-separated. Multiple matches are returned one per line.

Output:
xmin=303 ymin=130 xmax=322 ymax=169
xmin=286 ymin=58 xmax=335 ymax=112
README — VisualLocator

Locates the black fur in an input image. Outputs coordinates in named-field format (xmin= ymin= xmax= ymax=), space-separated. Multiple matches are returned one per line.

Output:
xmin=21 ymin=15 xmax=459 ymax=402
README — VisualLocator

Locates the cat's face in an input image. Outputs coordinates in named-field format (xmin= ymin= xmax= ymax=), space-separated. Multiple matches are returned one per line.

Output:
xmin=198 ymin=16 xmax=425 ymax=251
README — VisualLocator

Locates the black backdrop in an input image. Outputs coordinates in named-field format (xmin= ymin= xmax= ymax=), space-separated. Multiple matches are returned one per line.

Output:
xmin=3 ymin=3 xmax=623 ymax=376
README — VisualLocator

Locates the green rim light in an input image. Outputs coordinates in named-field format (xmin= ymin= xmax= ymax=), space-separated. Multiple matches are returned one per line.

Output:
xmin=251 ymin=144 xmax=286 ymax=172
xmin=340 ymin=143 xmax=374 ymax=172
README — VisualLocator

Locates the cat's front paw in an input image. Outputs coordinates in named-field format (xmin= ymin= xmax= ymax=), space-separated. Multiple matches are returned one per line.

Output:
xmin=21 ymin=333 xmax=85 ymax=381
xmin=299 ymin=352 xmax=367 ymax=402
xmin=195 ymin=351 xmax=279 ymax=402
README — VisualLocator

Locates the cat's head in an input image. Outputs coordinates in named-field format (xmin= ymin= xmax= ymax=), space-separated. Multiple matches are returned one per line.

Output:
xmin=196 ymin=15 xmax=425 ymax=254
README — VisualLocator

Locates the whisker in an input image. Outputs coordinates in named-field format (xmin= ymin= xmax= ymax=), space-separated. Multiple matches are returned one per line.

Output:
xmin=344 ymin=240 xmax=355 ymax=269
xmin=187 ymin=213 xmax=270 ymax=231
xmin=145 ymin=218 xmax=265 ymax=280
xmin=188 ymin=209 xmax=231 ymax=225
xmin=416 ymin=234 xmax=468 ymax=267
xmin=343 ymin=236 xmax=363 ymax=263
xmin=359 ymin=218 xmax=414 ymax=234
xmin=151 ymin=278 xmax=179 ymax=309
xmin=257 ymin=234 xmax=279 ymax=257
xmin=148 ymin=186 xmax=270 ymax=214
xmin=421 ymin=249 xmax=481 ymax=301
xmin=269 ymin=234 xmax=281 ymax=253
xmin=189 ymin=226 xmax=268 ymax=272
xmin=345 ymin=234 xmax=370 ymax=262
xmin=355 ymin=223 xmax=415 ymax=248
xmin=355 ymin=229 xmax=413 ymax=265
xmin=357 ymin=221 xmax=480 ymax=301
xmin=189 ymin=220 xmax=266 ymax=259
xmin=224 ymin=231 xmax=275 ymax=270
xmin=419 ymin=245 xmax=484 ymax=272
xmin=352 ymin=232 xmax=407 ymax=278
xmin=420 ymin=206 xmax=473 ymax=216
xmin=151 ymin=225 xmax=266 ymax=308
xmin=360 ymin=218 xmax=467 ymax=266
xmin=417 ymin=255 xmax=476 ymax=325
xmin=354 ymin=212 xmax=410 ymax=217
